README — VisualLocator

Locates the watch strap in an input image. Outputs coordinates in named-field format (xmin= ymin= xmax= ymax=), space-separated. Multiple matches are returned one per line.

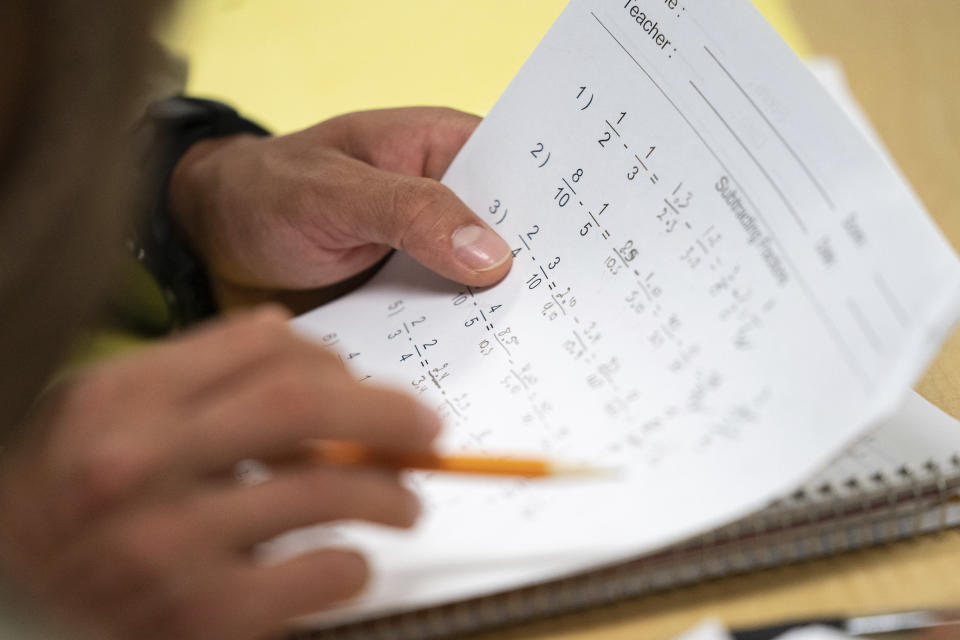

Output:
xmin=133 ymin=96 xmax=270 ymax=328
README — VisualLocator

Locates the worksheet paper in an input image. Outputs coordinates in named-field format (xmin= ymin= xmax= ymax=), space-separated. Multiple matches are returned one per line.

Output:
xmin=289 ymin=0 xmax=960 ymax=626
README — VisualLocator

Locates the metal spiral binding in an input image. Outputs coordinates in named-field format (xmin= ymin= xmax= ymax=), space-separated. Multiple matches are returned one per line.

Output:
xmin=925 ymin=460 xmax=944 ymax=529
xmin=297 ymin=453 xmax=960 ymax=640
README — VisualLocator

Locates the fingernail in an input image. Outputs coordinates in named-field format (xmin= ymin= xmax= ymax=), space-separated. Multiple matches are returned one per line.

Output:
xmin=451 ymin=225 xmax=511 ymax=272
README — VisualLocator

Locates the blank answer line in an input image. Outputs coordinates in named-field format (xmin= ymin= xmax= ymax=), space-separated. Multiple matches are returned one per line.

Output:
xmin=689 ymin=80 xmax=808 ymax=235
xmin=589 ymin=10 xmax=870 ymax=390
xmin=874 ymin=273 xmax=909 ymax=328
xmin=848 ymin=298 xmax=884 ymax=355
xmin=703 ymin=45 xmax=836 ymax=211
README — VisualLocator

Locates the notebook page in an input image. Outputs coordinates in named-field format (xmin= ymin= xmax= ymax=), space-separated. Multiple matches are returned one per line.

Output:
xmin=289 ymin=0 xmax=960 ymax=626
xmin=802 ymin=390 xmax=960 ymax=493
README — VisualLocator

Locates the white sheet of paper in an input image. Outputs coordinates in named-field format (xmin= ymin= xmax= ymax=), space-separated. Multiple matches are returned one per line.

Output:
xmin=289 ymin=0 xmax=960 ymax=626
xmin=672 ymin=620 xmax=734 ymax=640
xmin=774 ymin=626 xmax=854 ymax=640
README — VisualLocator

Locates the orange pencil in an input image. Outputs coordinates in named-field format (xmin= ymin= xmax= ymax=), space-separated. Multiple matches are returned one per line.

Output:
xmin=303 ymin=440 xmax=605 ymax=479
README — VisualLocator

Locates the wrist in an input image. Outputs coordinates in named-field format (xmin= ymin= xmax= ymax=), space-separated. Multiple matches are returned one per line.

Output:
xmin=168 ymin=134 xmax=244 ymax=256
xmin=137 ymin=97 xmax=271 ymax=327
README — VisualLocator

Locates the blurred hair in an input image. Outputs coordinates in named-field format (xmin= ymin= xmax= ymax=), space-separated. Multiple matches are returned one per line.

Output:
xmin=0 ymin=0 xmax=170 ymax=441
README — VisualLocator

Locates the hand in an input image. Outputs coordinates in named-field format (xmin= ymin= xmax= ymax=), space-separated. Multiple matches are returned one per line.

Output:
xmin=0 ymin=307 xmax=441 ymax=640
xmin=169 ymin=107 xmax=513 ymax=309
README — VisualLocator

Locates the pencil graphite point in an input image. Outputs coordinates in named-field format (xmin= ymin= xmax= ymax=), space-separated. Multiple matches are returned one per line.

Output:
xmin=550 ymin=463 xmax=619 ymax=479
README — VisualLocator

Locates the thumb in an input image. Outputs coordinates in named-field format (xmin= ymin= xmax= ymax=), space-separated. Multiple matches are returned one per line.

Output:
xmin=365 ymin=173 xmax=513 ymax=286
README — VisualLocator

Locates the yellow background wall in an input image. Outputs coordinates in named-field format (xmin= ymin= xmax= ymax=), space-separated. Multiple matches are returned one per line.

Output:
xmin=159 ymin=1 xmax=809 ymax=133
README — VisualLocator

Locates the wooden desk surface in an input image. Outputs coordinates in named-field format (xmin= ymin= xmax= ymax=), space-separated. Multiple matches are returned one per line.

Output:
xmin=807 ymin=0 xmax=960 ymax=420
xmin=472 ymin=2 xmax=960 ymax=638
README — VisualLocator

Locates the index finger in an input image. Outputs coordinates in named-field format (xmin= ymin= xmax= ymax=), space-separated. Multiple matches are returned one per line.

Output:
xmin=170 ymin=369 xmax=443 ymax=475
xmin=110 ymin=305 xmax=298 ymax=403
xmin=331 ymin=107 xmax=481 ymax=179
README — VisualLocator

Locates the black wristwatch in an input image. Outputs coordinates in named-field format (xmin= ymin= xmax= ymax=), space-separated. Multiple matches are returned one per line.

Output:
xmin=133 ymin=96 xmax=271 ymax=328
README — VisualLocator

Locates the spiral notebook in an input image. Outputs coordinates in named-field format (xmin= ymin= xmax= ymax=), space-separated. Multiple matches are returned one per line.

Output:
xmin=285 ymin=1 xmax=960 ymax=637
xmin=293 ymin=390 xmax=960 ymax=640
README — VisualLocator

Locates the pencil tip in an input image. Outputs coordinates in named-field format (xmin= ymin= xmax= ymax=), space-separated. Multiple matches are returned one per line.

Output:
xmin=550 ymin=463 xmax=619 ymax=478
